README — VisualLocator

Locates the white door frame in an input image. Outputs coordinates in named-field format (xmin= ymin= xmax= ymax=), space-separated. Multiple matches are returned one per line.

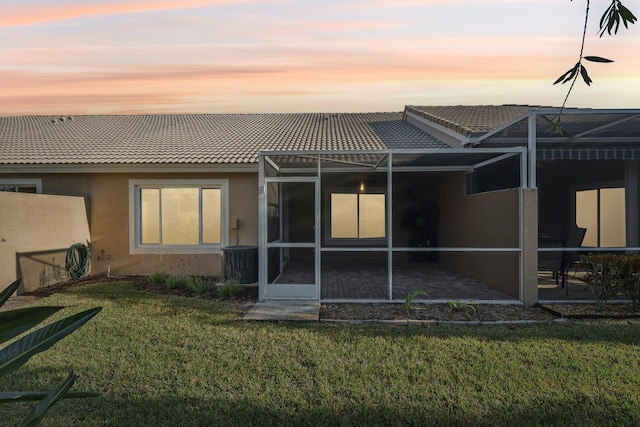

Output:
xmin=259 ymin=176 xmax=320 ymax=300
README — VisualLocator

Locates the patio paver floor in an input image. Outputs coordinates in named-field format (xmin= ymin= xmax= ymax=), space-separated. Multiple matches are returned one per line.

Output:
xmin=273 ymin=260 xmax=516 ymax=300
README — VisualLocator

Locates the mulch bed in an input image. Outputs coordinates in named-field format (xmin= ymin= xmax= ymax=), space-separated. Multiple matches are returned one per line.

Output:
xmin=321 ymin=303 xmax=558 ymax=322
xmin=539 ymin=303 xmax=640 ymax=319
xmin=6 ymin=275 xmax=640 ymax=321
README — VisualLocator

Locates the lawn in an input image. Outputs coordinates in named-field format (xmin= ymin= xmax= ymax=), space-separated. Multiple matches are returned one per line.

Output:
xmin=2 ymin=281 xmax=640 ymax=426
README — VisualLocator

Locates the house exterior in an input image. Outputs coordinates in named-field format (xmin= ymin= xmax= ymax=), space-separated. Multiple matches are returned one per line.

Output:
xmin=1 ymin=106 xmax=639 ymax=303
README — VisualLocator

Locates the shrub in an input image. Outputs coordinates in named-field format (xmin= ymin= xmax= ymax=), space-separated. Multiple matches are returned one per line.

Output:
xmin=165 ymin=275 xmax=187 ymax=290
xmin=621 ymin=255 xmax=640 ymax=311
xmin=149 ymin=271 xmax=170 ymax=284
xmin=580 ymin=253 xmax=640 ymax=311
xmin=218 ymin=278 xmax=243 ymax=298
xmin=186 ymin=276 xmax=210 ymax=295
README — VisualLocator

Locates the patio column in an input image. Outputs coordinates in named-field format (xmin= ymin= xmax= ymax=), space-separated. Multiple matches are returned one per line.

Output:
xmin=522 ymin=111 xmax=538 ymax=305
xmin=521 ymin=188 xmax=538 ymax=305
xmin=625 ymin=160 xmax=640 ymax=248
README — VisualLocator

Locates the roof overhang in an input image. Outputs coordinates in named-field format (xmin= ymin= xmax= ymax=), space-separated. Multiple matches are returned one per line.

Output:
xmin=0 ymin=163 xmax=259 ymax=174
xmin=260 ymin=147 xmax=526 ymax=176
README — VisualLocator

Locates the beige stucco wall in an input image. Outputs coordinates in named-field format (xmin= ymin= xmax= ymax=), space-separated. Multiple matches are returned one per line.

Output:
xmin=436 ymin=173 xmax=521 ymax=297
xmin=1 ymin=171 xmax=258 ymax=280
xmin=0 ymin=192 xmax=90 ymax=294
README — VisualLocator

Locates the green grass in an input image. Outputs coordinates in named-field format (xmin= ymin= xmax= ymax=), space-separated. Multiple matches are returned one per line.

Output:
xmin=2 ymin=281 xmax=640 ymax=426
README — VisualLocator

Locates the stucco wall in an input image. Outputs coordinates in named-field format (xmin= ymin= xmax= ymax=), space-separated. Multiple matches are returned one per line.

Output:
xmin=436 ymin=173 xmax=521 ymax=297
xmin=1 ymin=171 xmax=258 ymax=279
xmin=0 ymin=192 xmax=90 ymax=294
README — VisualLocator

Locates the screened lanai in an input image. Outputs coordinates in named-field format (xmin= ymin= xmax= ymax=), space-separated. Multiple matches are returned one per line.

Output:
xmin=476 ymin=108 xmax=640 ymax=301
xmin=258 ymin=148 xmax=532 ymax=302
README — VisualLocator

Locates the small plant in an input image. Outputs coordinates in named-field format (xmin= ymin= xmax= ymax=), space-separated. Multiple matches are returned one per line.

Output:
xmin=404 ymin=290 xmax=428 ymax=318
xmin=0 ymin=279 xmax=101 ymax=425
xmin=165 ymin=275 xmax=187 ymax=290
xmin=186 ymin=276 xmax=210 ymax=295
xmin=582 ymin=253 xmax=624 ymax=311
xmin=39 ymin=258 xmax=68 ymax=287
xmin=218 ymin=278 xmax=243 ymax=298
xmin=446 ymin=299 xmax=476 ymax=313
xmin=581 ymin=253 xmax=640 ymax=312
xmin=148 ymin=271 xmax=170 ymax=284
xmin=619 ymin=255 xmax=640 ymax=311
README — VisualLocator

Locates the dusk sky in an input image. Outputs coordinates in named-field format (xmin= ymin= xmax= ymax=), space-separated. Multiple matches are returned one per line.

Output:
xmin=1 ymin=0 xmax=639 ymax=115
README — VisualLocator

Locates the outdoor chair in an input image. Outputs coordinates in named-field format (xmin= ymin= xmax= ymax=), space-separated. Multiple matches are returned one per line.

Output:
xmin=538 ymin=238 xmax=564 ymax=286
xmin=560 ymin=226 xmax=587 ymax=292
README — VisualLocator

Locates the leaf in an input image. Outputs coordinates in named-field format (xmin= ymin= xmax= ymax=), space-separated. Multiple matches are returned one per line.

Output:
xmin=611 ymin=12 xmax=620 ymax=34
xmin=0 ymin=307 xmax=102 ymax=377
xmin=20 ymin=372 xmax=78 ymax=427
xmin=599 ymin=1 xmax=637 ymax=36
xmin=0 ymin=279 xmax=22 ymax=308
xmin=553 ymin=64 xmax=579 ymax=85
xmin=547 ymin=117 xmax=564 ymax=136
xmin=404 ymin=290 xmax=428 ymax=318
xmin=619 ymin=4 xmax=637 ymax=25
xmin=584 ymin=56 xmax=614 ymax=63
xmin=0 ymin=390 xmax=100 ymax=404
xmin=580 ymin=65 xmax=593 ymax=86
xmin=599 ymin=4 xmax=611 ymax=30
xmin=0 ymin=306 xmax=64 ymax=345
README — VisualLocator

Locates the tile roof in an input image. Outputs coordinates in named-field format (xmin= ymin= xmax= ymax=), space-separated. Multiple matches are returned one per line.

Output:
xmin=405 ymin=105 xmax=541 ymax=137
xmin=0 ymin=113 xmax=447 ymax=166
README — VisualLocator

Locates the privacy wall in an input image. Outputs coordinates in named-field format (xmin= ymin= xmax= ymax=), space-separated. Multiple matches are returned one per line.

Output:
xmin=0 ymin=192 xmax=90 ymax=294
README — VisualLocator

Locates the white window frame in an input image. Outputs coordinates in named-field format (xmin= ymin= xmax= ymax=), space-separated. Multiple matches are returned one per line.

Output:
xmin=323 ymin=187 xmax=387 ymax=246
xmin=0 ymin=179 xmax=42 ymax=193
xmin=129 ymin=179 xmax=228 ymax=254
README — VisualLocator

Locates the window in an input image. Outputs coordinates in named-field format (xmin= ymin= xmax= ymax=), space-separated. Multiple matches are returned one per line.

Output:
xmin=575 ymin=186 xmax=625 ymax=247
xmin=129 ymin=180 xmax=228 ymax=254
xmin=330 ymin=192 xmax=386 ymax=239
xmin=0 ymin=179 xmax=41 ymax=193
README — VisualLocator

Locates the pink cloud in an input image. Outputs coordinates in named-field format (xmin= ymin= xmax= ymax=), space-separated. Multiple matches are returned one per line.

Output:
xmin=0 ymin=0 xmax=280 ymax=28
xmin=340 ymin=0 xmax=557 ymax=9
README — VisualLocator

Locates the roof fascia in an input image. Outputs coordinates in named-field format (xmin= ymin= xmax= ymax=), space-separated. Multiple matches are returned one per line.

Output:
xmin=481 ymin=137 xmax=640 ymax=144
xmin=0 ymin=163 xmax=258 ymax=174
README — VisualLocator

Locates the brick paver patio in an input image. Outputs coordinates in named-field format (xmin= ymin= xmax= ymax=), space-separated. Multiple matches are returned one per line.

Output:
xmin=273 ymin=260 xmax=516 ymax=300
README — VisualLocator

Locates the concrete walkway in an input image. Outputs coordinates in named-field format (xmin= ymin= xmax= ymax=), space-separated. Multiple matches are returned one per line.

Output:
xmin=243 ymin=301 xmax=320 ymax=321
